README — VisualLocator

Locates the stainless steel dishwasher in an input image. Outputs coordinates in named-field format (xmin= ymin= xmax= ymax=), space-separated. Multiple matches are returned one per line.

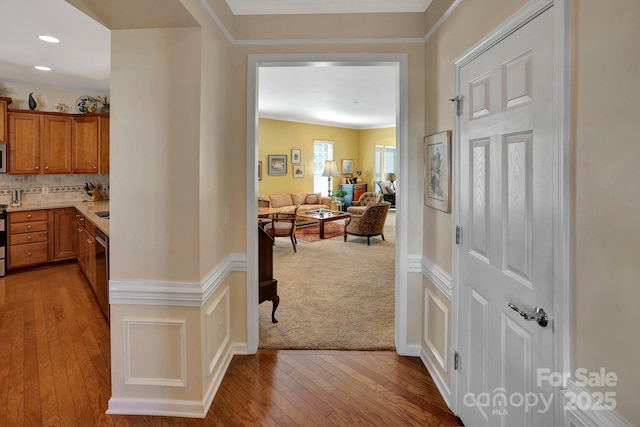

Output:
xmin=94 ymin=228 xmax=109 ymax=321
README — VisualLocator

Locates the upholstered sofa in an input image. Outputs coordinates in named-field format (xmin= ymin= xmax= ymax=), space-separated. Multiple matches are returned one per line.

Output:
xmin=259 ymin=192 xmax=333 ymax=214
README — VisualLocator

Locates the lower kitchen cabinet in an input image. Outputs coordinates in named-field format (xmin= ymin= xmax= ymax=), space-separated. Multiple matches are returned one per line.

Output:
xmin=8 ymin=210 xmax=51 ymax=268
xmin=76 ymin=212 xmax=96 ymax=292
xmin=9 ymin=208 xmax=78 ymax=268
xmin=53 ymin=208 xmax=77 ymax=261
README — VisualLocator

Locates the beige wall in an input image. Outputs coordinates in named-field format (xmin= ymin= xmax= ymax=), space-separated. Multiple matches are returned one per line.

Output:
xmin=110 ymin=27 xmax=202 ymax=282
xmin=572 ymin=0 xmax=640 ymax=424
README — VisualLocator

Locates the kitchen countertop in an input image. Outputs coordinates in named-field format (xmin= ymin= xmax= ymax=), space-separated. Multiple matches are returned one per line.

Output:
xmin=6 ymin=200 xmax=110 ymax=236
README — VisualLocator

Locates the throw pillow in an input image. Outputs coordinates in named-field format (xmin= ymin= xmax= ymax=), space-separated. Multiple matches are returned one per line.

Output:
xmin=305 ymin=193 xmax=320 ymax=204
xmin=269 ymin=193 xmax=293 ymax=208
xmin=291 ymin=192 xmax=308 ymax=205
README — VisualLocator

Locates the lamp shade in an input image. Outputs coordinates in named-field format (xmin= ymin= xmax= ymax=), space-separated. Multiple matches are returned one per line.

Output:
xmin=322 ymin=160 xmax=339 ymax=177
xmin=385 ymin=172 xmax=396 ymax=182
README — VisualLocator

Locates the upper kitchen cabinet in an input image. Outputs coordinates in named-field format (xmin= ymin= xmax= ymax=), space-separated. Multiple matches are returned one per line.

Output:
xmin=8 ymin=111 xmax=72 ymax=174
xmin=0 ymin=97 xmax=12 ymax=143
xmin=7 ymin=109 xmax=109 ymax=175
xmin=73 ymin=116 xmax=109 ymax=174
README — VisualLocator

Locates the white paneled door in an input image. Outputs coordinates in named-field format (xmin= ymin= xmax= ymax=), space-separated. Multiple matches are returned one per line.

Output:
xmin=456 ymin=7 xmax=556 ymax=427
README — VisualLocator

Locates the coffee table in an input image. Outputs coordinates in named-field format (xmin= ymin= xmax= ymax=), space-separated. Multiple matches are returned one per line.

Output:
xmin=296 ymin=209 xmax=351 ymax=239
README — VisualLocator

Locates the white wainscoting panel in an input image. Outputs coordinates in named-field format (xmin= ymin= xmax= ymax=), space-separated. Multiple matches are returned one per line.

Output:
xmin=124 ymin=318 xmax=187 ymax=387
xmin=424 ymin=289 xmax=449 ymax=372
xmin=205 ymin=288 xmax=230 ymax=376
xmin=563 ymin=379 xmax=630 ymax=427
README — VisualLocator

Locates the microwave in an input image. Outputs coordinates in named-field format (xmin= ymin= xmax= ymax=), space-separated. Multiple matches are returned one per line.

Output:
xmin=0 ymin=143 xmax=5 ymax=173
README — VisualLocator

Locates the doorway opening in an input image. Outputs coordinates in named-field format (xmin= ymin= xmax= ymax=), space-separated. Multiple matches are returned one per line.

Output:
xmin=246 ymin=54 xmax=410 ymax=354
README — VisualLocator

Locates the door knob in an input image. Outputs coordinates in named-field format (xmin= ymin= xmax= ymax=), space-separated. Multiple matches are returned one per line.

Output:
xmin=508 ymin=303 xmax=548 ymax=327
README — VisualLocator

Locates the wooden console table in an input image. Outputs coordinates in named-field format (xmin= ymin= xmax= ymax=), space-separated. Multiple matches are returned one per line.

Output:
xmin=258 ymin=225 xmax=279 ymax=323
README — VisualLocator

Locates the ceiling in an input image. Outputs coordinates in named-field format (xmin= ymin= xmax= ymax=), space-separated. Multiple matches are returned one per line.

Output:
xmin=225 ymin=0 xmax=431 ymax=15
xmin=0 ymin=0 xmax=407 ymax=128
xmin=0 ymin=0 xmax=110 ymax=93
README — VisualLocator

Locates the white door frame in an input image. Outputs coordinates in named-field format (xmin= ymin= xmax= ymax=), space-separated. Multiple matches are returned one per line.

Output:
xmin=450 ymin=0 xmax=571 ymax=424
xmin=245 ymin=53 xmax=411 ymax=355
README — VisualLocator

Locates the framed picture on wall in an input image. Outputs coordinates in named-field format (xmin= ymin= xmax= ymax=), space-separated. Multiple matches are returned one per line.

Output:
xmin=291 ymin=149 xmax=301 ymax=164
xmin=342 ymin=159 xmax=354 ymax=174
xmin=293 ymin=165 xmax=304 ymax=178
xmin=258 ymin=161 xmax=262 ymax=181
xmin=424 ymin=131 xmax=451 ymax=212
xmin=268 ymin=155 xmax=287 ymax=175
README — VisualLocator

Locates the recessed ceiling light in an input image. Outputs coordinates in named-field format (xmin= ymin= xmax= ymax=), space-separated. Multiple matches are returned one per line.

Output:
xmin=34 ymin=66 xmax=51 ymax=71
xmin=38 ymin=35 xmax=60 ymax=43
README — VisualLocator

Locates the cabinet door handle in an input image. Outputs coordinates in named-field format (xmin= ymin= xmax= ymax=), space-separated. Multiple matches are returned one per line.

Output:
xmin=93 ymin=166 xmax=97 ymax=170
xmin=27 ymin=214 xmax=32 ymax=218
xmin=45 ymin=166 xmax=49 ymax=170
xmin=27 ymin=225 xmax=31 ymax=229
xmin=28 ymin=252 xmax=32 ymax=256
xmin=35 ymin=166 xmax=39 ymax=170
xmin=27 ymin=235 xmax=32 ymax=240
xmin=87 ymin=240 xmax=93 ymax=244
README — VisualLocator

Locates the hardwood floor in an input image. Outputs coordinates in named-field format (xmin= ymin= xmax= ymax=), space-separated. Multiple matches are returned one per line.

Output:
xmin=0 ymin=263 xmax=462 ymax=426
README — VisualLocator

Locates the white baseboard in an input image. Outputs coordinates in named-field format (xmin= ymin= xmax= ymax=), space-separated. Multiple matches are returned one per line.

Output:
xmin=401 ymin=343 xmax=421 ymax=357
xmin=563 ymin=379 xmax=630 ymax=427
xmin=420 ymin=347 xmax=451 ymax=409
xmin=108 ymin=342 xmax=248 ymax=418
xmin=202 ymin=342 xmax=248 ymax=414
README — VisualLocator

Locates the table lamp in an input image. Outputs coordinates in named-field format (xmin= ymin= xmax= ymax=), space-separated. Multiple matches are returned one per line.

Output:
xmin=322 ymin=160 xmax=339 ymax=196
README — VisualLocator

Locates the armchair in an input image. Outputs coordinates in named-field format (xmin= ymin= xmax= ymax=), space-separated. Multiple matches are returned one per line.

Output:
xmin=347 ymin=192 xmax=383 ymax=215
xmin=263 ymin=204 xmax=300 ymax=252
xmin=344 ymin=202 xmax=391 ymax=245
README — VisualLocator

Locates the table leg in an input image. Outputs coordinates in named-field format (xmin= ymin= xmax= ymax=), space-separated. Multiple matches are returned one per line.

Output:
xmin=319 ymin=220 xmax=325 ymax=239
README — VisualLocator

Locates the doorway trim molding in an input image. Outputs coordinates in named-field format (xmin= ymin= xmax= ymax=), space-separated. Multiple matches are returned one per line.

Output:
xmin=246 ymin=53 xmax=410 ymax=354
xmin=450 ymin=0 xmax=571 ymax=424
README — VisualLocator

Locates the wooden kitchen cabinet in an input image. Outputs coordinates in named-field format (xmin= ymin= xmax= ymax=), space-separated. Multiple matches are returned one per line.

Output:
xmin=0 ymin=97 xmax=11 ymax=143
xmin=7 ymin=111 xmax=72 ymax=174
xmin=76 ymin=211 xmax=96 ymax=291
xmin=73 ymin=116 xmax=109 ymax=174
xmin=53 ymin=208 xmax=77 ymax=261
xmin=8 ymin=210 xmax=51 ymax=268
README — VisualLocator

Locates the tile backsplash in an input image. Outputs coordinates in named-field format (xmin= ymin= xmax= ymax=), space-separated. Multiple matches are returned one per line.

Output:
xmin=0 ymin=174 xmax=109 ymax=205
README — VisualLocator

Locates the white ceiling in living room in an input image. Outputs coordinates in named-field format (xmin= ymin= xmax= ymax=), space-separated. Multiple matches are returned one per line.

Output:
xmin=259 ymin=66 xmax=397 ymax=130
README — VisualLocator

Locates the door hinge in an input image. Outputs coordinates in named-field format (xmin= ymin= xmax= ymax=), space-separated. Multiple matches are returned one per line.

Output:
xmin=454 ymin=351 xmax=460 ymax=370
xmin=456 ymin=226 xmax=461 ymax=245
xmin=449 ymin=96 xmax=462 ymax=116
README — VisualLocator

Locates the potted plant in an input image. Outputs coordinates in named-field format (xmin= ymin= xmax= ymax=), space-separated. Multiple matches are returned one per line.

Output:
xmin=332 ymin=188 xmax=348 ymax=201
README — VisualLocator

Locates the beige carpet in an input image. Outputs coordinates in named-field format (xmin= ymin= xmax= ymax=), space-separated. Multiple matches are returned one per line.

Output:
xmin=259 ymin=212 xmax=396 ymax=350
